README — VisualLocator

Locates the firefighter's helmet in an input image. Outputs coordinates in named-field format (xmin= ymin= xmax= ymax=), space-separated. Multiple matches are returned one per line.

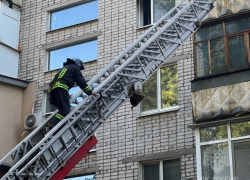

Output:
xmin=63 ymin=58 xmax=85 ymax=70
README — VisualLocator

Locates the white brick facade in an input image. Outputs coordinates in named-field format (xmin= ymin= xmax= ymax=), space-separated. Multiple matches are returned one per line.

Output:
xmin=18 ymin=0 xmax=196 ymax=179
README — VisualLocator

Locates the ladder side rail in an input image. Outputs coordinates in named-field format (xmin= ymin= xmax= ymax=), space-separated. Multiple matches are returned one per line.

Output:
xmin=1 ymin=0 xmax=215 ymax=179
xmin=0 ymin=0 xmax=188 ymax=167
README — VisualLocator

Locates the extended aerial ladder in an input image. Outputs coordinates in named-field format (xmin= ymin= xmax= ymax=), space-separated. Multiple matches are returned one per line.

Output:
xmin=0 ymin=0 xmax=215 ymax=179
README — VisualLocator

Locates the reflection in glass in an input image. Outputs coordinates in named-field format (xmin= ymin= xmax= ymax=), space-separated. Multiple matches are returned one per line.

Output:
xmin=69 ymin=87 xmax=83 ymax=109
xmin=201 ymin=143 xmax=230 ymax=180
xmin=163 ymin=159 xmax=181 ymax=180
xmin=195 ymin=23 xmax=223 ymax=42
xmin=228 ymin=35 xmax=245 ymax=69
xmin=144 ymin=163 xmax=159 ymax=180
xmin=46 ymin=93 xmax=57 ymax=113
xmin=226 ymin=17 xmax=250 ymax=34
xmin=200 ymin=125 xmax=228 ymax=142
xmin=210 ymin=38 xmax=226 ymax=75
xmin=233 ymin=141 xmax=250 ymax=180
xmin=153 ymin=0 xmax=175 ymax=23
xmin=161 ymin=65 xmax=178 ymax=108
xmin=51 ymin=0 xmax=98 ymax=30
xmin=64 ymin=174 xmax=96 ymax=180
xmin=231 ymin=121 xmax=250 ymax=138
xmin=141 ymin=72 xmax=157 ymax=112
xmin=196 ymin=42 xmax=210 ymax=77
xmin=49 ymin=40 xmax=97 ymax=70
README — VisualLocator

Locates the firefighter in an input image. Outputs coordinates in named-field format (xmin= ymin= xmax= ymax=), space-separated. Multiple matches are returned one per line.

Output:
xmin=48 ymin=58 xmax=97 ymax=129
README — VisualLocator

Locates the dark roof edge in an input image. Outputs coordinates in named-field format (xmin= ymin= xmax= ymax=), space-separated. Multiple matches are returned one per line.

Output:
xmin=0 ymin=74 xmax=29 ymax=88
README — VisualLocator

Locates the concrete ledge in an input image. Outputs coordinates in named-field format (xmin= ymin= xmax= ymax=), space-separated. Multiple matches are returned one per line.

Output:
xmin=0 ymin=74 xmax=28 ymax=88
xmin=67 ymin=166 xmax=98 ymax=177
xmin=188 ymin=114 xmax=250 ymax=129
xmin=42 ymin=0 xmax=92 ymax=12
xmin=191 ymin=68 xmax=250 ymax=92
xmin=43 ymin=31 xmax=102 ymax=50
xmin=122 ymin=148 xmax=195 ymax=164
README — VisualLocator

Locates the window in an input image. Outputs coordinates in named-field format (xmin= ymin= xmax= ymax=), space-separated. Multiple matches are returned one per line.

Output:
xmin=64 ymin=174 xmax=96 ymax=180
xmin=0 ymin=1 xmax=20 ymax=49
xmin=194 ymin=16 xmax=250 ymax=77
xmin=45 ymin=86 xmax=83 ymax=114
xmin=142 ymin=159 xmax=181 ymax=180
xmin=50 ymin=0 xmax=98 ymax=30
xmin=48 ymin=40 xmax=97 ymax=70
xmin=140 ymin=64 xmax=178 ymax=115
xmin=137 ymin=0 xmax=175 ymax=27
xmin=196 ymin=121 xmax=250 ymax=180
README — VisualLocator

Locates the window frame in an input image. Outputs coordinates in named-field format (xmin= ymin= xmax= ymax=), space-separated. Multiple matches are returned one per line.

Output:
xmin=140 ymin=159 xmax=181 ymax=180
xmin=195 ymin=122 xmax=250 ymax=179
xmin=138 ymin=63 xmax=179 ymax=117
xmin=46 ymin=0 xmax=98 ymax=31
xmin=44 ymin=39 xmax=98 ymax=72
xmin=137 ymin=0 xmax=175 ymax=28
xmin=194 ymin=19 xmax=250 ymax=78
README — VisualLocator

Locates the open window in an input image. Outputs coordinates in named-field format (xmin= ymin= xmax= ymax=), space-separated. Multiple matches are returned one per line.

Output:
xmin=137 ymin=0 xmax=175 ymax=27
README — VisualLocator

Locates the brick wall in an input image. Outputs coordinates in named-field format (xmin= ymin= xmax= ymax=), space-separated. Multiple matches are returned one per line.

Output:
xmin=18 ymin=0 xmax=196 ymax=179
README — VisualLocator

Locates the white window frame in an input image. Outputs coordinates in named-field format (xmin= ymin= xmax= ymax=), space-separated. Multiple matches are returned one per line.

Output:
xmin=195 ymin=122 xmax=250 ymax=180
xmin=140 ymin=159 xmax=181 ymax=180
xmin=44 ymin=39 xmax=98 ymax=72
xmin=45 ymin=0 xmax=98 ymax=32
xmin=138 ymin=63 xmax=179 ymax=117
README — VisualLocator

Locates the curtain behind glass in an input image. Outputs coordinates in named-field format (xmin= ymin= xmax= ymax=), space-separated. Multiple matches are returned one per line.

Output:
xmin=233 ymin=141 xmax=250 ymax=180
xmin=201 ymin=143 xmax=230 ymax=179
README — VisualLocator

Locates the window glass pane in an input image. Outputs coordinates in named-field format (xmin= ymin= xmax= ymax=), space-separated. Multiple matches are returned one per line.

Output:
xmin=228 ymin=35 xmax=246 ymax=69
xmin=226 ymin=17 xmax=250 ymax=34
xmin=195 ymin=24 xmax=223 ymax=42
xmin=51 ymin=1 xmax=98 ymax=30
xmin=64 ymin=174 xmax=96 ymax=180
xmin=196 ymin=42 xmax=210 ymax=77
xmin=231 ymin=121 xmax=250 ymax=138
xmin=233 ymin=141 xmax=250 ymax=180
xmin=161 ymin=65 xmax=178 ymax=108
xmin=143 ymin=163 xmax=159 ymax=180
xmin=140 ymin=0 xmax=151 ymax=26
xmin=46 ymin=93 xmax=57 ymax=113
xmin=200 ymin=125 xmax=228 ymax=142
xmin=201 ymin=143 xmax=230 ymax=180
xmin=69 ymin=87 xmax=83 ymax=110
xmin=153 ymin=0 xmax=175 ymax=23
xmin=211 ymin=38 xmax=226 ymax=75
xmin=141 ymin=72 xmax=157 ymax=112
xmin=49 ymin=40 xmax=97 ymax=70
xmin=163 ymin=159 xmax=181 ymax=180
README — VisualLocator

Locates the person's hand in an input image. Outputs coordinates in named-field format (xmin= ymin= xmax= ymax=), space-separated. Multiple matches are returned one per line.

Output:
xmin=92 ymin=90 xmax=97 ymax=96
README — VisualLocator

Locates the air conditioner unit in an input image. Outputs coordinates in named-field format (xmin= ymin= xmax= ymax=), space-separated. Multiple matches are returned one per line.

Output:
xmin=24 ymin=112 xmax=43 ymax=130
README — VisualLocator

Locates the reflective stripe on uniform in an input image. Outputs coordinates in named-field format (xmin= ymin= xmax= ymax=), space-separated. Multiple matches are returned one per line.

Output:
xmin=55 ymin=113 xmax=64 ymax=120
xmin=52 ymin=81 xmax=69 ymax=91
xmin=58 ymin=68 xmax=67 ymax=79
xmin=83 ymin=86 xmax=90 ymax=92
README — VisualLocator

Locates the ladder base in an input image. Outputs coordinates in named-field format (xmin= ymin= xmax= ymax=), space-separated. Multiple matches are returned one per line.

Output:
xmin=49 ymin=136 xmax=98 ymax=180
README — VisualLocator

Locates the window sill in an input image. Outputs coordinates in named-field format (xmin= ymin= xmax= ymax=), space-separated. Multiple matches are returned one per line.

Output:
xmin=136 ymin=24 xmax=153 ymax=30
xmin=138 ymin=106 xmax=179 ymax=117
xmin=46 ymin=19 xmax=98 ymax=33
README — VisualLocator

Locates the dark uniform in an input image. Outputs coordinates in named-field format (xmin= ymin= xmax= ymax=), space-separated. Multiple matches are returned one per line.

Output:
xmin=48 ymin=58 xmax=92 ymax=128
